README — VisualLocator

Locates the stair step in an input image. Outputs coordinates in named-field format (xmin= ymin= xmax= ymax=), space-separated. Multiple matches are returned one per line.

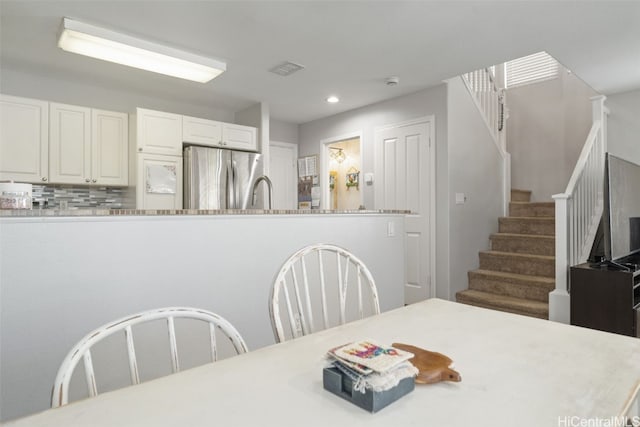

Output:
xmin=509 ymin=202 xmax=555 ymax=218
xmin=510 ymin=189 xmax=532 ymax=202
xmin=490 ymin=233 xmax=555 ymax=256
xmin=479 ymin=251 xmax=555 ymax=278
xmin=499 ymin=217 xmax=555 ymax=236
xmin=455 ymin=290 xmax=549 ymax=319
xmin=468 ymin=269 xmax=555 ymax=302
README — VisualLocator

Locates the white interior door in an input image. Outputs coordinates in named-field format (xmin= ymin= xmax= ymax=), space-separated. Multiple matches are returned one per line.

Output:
xmin=269 ymin=141 xmax=298 ymax=209
xmin=375 ymin=118 xmax=433 ymax=304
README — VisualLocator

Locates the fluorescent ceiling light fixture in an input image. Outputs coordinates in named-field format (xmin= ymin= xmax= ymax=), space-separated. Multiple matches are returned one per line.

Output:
xmin=326 ymin=96 xmax=339 ymax=103
xmin=58 ymin=18 xmax=226 ymax=83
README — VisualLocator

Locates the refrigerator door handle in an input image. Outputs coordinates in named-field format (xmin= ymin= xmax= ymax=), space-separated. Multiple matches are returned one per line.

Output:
xmin=229 ymin=159 xmax=237 ymax=209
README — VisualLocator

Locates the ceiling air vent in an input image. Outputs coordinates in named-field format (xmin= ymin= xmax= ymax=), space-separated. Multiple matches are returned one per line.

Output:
xmin=269 ymin=61 xmax=305 ymax=76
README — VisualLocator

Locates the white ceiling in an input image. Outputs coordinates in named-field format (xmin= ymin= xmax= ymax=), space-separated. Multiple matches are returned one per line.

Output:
xmin=1 ymin=1 xmax=639 ymax=124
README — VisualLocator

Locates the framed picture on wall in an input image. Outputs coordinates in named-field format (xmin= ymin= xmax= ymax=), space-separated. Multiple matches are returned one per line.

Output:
xmin=346 ymin=168 xmax=359 ymax=189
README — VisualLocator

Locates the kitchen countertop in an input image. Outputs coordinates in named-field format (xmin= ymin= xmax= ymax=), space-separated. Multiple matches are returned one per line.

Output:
xmin=0 ymin=208 xmax=410 ymax=217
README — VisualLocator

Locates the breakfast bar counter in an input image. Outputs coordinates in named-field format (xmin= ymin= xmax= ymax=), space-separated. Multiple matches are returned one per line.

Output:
xmin=0 ymin=208 xmax=410 ymax=217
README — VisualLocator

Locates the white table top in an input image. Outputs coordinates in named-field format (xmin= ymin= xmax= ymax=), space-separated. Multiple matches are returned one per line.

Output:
xmin=6 ymin=299 xmax=640 ymax=427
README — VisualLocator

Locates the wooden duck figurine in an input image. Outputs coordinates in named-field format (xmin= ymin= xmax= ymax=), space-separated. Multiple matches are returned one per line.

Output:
xmin=392 ymin=343 xmax=462 ymax=384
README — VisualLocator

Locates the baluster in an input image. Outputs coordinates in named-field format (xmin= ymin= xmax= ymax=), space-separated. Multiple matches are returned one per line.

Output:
xmin=491 ymin=91 xmax=497 ymax=136
xmin=482 ymin=72 xmax=488 ymax=116
xmin=571 ymin=201 xmax=577 ymax=266
xmin=580 ymin=180 xmax=585 ymax=255
xmin=474 ymin=70 xmax=479 ymax=95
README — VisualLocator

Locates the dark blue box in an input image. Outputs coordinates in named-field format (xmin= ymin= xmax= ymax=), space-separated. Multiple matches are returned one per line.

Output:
xmin=322 ymin=366 xmax=415 ymax=413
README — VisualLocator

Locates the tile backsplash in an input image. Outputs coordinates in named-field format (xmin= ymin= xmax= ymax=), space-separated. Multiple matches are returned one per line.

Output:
xmin=32 ymin=185 xmax=135 ymax=209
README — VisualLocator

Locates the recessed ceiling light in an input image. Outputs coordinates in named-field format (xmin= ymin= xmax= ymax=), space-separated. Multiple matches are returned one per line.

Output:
xmin=326 ymin=96 xmax=339 ymax=103
xmin=58 ymin=17 xmax=226 ymax=83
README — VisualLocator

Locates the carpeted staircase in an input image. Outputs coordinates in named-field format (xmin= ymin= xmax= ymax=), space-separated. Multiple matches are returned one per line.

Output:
xmin=456 ymin=189 xmax=555 ymax=319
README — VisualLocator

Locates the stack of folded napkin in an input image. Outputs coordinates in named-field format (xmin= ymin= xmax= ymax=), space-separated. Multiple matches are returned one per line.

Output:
xmin=326 ymin=340 xmax=418 ymax=393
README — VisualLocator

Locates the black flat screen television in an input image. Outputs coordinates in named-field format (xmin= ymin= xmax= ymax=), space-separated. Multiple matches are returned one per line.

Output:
xmin=595 ymin=153 xmax=640 ymax=266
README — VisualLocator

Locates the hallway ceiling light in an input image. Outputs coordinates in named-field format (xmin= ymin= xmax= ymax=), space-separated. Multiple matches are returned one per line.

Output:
xmin=326 ymin=96 xmax=339 ymax=103
xmin=58 ymin=18 xmax=226 ymax=83
xmin=330 ymin=147 xmax=346 ymax=163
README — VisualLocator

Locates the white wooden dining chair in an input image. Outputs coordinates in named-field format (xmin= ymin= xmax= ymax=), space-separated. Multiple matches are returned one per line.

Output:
xmin=51 ymin=307 xmax=248 ymax=408
xmin=270 ymin=243 xmax=380 ymax=342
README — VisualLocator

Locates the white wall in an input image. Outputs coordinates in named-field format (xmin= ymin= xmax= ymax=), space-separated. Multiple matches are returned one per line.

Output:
xmin=0 ymin=214 xmax=405 ymax=421
xmin=235 ymin=102 xmax=270 ymax=178
xmin=0 ymin=67 xmax=235 ymax=121
xmin=607 ymin=89 xmax=640 ymax=165
xmin=506 ymin=69 xmax=596 ymax=201
xmin=447 ymin=77 xmax=505 ymax=298
xmin=270 ymin=119 xmax=299 ymax=145
xmin=235 ymin=102 xmax=270 ymax=152
xmin=298 ymin=85 xmax=450 ymax=299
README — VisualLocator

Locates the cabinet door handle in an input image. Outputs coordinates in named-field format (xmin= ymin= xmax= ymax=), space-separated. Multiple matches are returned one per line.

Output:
xmin=41 ymin=177 xmax=47 ymax=182
xmin=85 ymin=178 xmax=91 ymax=183
xmin=91 ymin=179 xmax=97 ymax=183
xmin=138 ymin=148 xmax=142 ymax=152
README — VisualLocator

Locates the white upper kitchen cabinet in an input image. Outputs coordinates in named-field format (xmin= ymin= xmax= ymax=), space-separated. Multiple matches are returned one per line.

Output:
xmin=183 ymin=115 xmax=257 ymax=152
xmin=92 ymin=109 xmax=128 ymax=186
xmin=182 ymin=115 xmax=223 ymax=147
xmin=49 ymin=102 xmax=91 ymax=185
xmin=49 ymin=104 xmax=128 ymax=186
xmin=135 ymin=108 xmax=182 ymax=156
xmin=0 ymin=94 xmax=49 ymax=183
xmin=222 ymin=122 xmax=257 ymax=151
xmin=136 ymin=153 xmax=182 ymax=210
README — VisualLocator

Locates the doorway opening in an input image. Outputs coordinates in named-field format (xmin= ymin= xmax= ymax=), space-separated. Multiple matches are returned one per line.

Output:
xmin=321 ymin=133 xmax=363 ymax=210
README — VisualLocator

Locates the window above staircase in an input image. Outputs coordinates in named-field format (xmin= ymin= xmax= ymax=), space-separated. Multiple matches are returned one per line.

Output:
xmin=506 ymin=51 xmax=560 ymax=88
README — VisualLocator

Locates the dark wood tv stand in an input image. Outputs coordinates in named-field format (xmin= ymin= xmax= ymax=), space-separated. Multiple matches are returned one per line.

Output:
xmin=570 ymin=254 xmax=640 ymax=337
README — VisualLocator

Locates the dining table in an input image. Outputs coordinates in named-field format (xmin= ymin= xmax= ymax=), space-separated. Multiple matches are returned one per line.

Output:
xmin=4 ymin=298 xmax=640 ymax=426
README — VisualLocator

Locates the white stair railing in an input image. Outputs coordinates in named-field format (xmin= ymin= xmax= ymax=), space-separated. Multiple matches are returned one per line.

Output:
xmin=463 ymin=68 xmax=503 ymax=143
xmin=462 ymin=68 xmax=510 ymax=215
xmin=550 ymin=95 xmax=607 ymax=323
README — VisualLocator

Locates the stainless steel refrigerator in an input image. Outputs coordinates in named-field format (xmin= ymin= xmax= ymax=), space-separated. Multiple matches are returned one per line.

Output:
xmin=184 ymin=145 xmax=264 ymax=209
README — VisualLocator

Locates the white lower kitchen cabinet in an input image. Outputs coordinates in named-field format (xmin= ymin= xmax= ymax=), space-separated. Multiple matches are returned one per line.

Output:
xmin=135 ymin=153 xmax=182 ymax=209
xmin=0 ymin=94 xmax=49 ymax=183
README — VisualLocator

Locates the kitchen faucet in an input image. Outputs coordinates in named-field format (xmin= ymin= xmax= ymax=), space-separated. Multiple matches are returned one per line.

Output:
xmin=252 ymin=175 xmax=273 ymax=209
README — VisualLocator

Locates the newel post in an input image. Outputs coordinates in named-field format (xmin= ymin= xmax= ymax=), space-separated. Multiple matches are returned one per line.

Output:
xmin=550 ymin=193 xmax=570 ymax=323
xmin=591 ymin=95 xmax=607 ymax=153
